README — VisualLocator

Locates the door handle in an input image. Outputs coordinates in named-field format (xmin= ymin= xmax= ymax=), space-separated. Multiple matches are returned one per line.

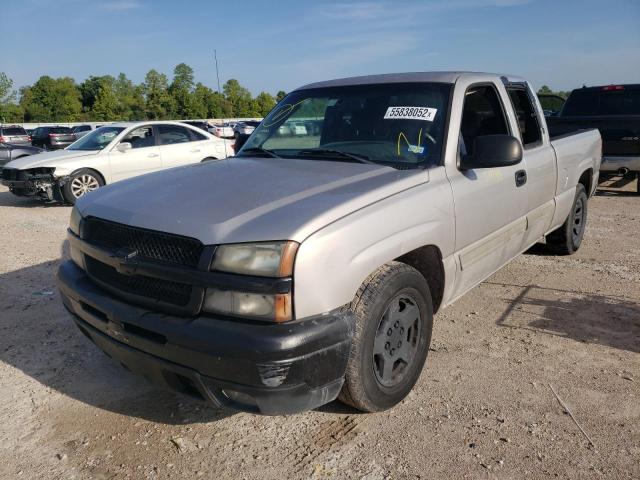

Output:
xmin=515 ymin=169 xmax=527 ymax=187
xmin=190 ymin=149 xmax=201 ymax=153
xmin=147 ymin=153 xmax=159 ymax=158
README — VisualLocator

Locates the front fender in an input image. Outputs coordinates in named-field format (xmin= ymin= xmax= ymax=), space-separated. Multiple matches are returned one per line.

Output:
xmin=293 ymin=167 xmax=455 ymax=319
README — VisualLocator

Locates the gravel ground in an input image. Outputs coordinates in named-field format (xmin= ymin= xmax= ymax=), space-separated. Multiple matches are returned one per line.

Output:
xmin=0 ymin=179 xmax=638 ymax=480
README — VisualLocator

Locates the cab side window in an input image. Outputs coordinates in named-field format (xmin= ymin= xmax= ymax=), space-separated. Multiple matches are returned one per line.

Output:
xmin=507 ymin=88 xmax=542 ymax=147
xmin=122 ymin=126 xmax=155 ymax=149
xmin=459 ymin=85 xmax=509 ymax=159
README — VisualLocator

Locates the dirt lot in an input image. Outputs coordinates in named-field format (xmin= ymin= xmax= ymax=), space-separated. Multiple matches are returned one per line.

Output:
xmin=0 ymin=180 xmax=638 ymax=480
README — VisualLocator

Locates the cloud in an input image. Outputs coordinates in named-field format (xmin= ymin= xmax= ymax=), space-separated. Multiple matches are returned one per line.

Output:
xmin=316 ymin=0 xmax=532 ymax=21
xmin=100 ymin=0 xmax=142 ymax=11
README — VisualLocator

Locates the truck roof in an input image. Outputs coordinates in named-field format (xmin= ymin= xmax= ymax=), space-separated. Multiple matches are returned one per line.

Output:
xmin=570 ymin=83 xmax=640 ymax=92
xmin=297 ymin=71 xmax=526 ymax=90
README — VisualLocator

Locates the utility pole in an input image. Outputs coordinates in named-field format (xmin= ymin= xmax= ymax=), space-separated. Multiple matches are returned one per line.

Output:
xmin=214 ymin=49 xmax=229 ymax=157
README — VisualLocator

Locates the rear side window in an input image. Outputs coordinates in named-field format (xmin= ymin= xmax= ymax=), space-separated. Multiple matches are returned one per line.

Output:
xmin=189 ymin=128 xmax=207 ymax=140
xmin=563 ymin=88 xmax=640 ymax=116
xmin=459 ymin=85 xmax=509 ymax=158
xmin=2 ymin=127 xmax=27 ymax=135
xmin=507 ymin=88 xmax=542 ymax=147
xmin=158 ymin=124 xmax=192 ymax=145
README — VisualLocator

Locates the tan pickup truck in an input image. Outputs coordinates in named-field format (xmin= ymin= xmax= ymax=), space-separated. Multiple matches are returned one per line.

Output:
xmin=58 ymin=72 xmax=601 ymax=415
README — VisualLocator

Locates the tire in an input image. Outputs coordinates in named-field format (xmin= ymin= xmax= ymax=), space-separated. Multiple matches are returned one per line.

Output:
xmin=62 ymin=169 xmax=104 ymax=205
xmin=200 ymin=157 xmax=217 ymax=162
xmin=339 ymin=261 xmax=433 ymax=412
xmin=546 ymin=183 xmax=588 ymax=255
xmin=636 ymin=173 xmax=640 ymax=195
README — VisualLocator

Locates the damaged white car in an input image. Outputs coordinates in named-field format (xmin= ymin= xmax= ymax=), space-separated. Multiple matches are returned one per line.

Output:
xmin=1 ymin=121 xmax=233 ymax=204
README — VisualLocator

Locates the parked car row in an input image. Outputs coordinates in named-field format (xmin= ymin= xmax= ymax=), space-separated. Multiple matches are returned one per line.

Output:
xmin=1 ymin=121 xmax=232 ymax=204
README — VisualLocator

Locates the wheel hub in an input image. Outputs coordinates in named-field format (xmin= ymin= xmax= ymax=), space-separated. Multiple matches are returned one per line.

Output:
xmin=372 ymin=294 xmax=421 ymax=387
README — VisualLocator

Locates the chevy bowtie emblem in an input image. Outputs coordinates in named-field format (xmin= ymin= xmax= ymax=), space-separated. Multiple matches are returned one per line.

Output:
xmin=112 ymin=247 xmax=139 ymax=275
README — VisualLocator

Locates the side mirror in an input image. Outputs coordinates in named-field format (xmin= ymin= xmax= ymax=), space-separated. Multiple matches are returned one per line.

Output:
xmin=117 ymin=142 xmax=132 ymax=152
xmin=460 ymin=134 xmax=522 ymax=170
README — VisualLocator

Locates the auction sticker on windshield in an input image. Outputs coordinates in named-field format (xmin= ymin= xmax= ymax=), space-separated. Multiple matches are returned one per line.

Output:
xmin=384 ymin=106 xmax=437 ymax=121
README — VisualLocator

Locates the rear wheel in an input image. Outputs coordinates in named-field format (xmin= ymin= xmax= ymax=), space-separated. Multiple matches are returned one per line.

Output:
xmin=546 ymin=183 xmax=588 ymax=255
xmin=62 ymin=169 xmax=104 ymax=205
xmin=339 ymin=262 xmax=433 ymax=412
xmin=200 ymin=157 xmax=217 ymax=162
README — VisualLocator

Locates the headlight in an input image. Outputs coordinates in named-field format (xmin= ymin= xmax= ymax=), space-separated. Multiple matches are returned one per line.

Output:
xmin=205 ymin=241 xmax=298 ymax=322
xmin=212 ymin=241 xmax=298 ymax=277
xmin=203 ymin=289 xmax=292 ymax=322
xmin=69 ymin=206 xmax=82 ymax=235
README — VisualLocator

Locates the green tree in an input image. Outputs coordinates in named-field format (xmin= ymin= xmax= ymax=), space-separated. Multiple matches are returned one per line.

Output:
xmin=169 ymin=63 xmax=197 ymax=119
xmin=223 ymin=79 xmax=253 ymax=117
xmin=92 ymin=83 xmax=119 ymax=120
xmin=142 ymin=69 xmax=174 ymax=120
xmin=114 ymin=73 xmax=145 ymax=120
xmin=192 ymin=83 xmax=233 ymax=119
xmin=79 ymin=75 xmax=115 ymax=114
xmin=253 ymin=91 xmax=276 ymax=117
xmin=0 ymin=72 xmax=22 ymax=122
xmin=276 ymin=90 xmax=287 ymax=102
xmin=21 ymin=76 xmax=81 ymax=122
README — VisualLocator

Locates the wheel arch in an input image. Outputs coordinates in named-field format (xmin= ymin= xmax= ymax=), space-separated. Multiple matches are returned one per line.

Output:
xmin=68 ymin=167 xmax=107 ymax=185
xmin=578 ymin=168 xmax=593 ymax=196
xmin=394 ymin=245 xmax=445 ymax=313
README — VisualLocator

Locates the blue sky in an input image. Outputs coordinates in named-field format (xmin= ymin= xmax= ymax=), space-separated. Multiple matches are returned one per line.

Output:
xmin=4 ymin=0 xmax=640 ymax=95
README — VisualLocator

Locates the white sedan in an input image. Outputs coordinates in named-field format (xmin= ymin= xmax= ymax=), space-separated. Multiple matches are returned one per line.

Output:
xmin=1 ymin=121 xmax=233 ymax=204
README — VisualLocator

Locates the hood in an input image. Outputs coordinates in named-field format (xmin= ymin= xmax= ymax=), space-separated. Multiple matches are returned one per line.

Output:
xmin=5 ymin=149 xmax=99 ymax=170
xmin=78 ymin=157 xmax=429 ymax=245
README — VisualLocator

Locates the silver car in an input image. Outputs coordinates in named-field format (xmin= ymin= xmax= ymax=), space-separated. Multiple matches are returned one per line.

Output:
xmin=0 ymin=125 xmax=31 ymax=145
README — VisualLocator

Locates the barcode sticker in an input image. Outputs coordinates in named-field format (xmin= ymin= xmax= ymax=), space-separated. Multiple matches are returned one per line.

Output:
xmin=384 ymin=106 xmax=437 ymax=121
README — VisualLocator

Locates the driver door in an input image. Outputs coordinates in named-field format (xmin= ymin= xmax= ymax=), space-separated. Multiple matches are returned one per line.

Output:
xmin=108 ymin=125 xmax=162 ymax=182
xmin=446 ymin=82 xmax=528 ymax=299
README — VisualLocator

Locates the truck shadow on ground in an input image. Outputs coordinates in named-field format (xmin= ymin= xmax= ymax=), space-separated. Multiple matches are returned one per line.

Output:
xmin=489 ymin=281 xmax=640 ymax=353
xmin=0 ymin=255 xmax=235 ymax=424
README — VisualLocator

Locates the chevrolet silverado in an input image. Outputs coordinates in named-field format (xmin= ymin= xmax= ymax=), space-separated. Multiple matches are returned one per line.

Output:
xmin=57 ymin=72 xmax=601 ymax=415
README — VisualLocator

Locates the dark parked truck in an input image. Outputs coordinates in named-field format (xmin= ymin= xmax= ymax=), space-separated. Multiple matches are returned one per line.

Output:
xmin=546 ymin=84 xmax=640 ymax=194
xmin=57 ymin=72 xmax=601 ymax=415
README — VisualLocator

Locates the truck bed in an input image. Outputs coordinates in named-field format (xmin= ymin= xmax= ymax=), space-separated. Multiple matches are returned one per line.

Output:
xmin=549 ymin=128 xmax=602 ymax=197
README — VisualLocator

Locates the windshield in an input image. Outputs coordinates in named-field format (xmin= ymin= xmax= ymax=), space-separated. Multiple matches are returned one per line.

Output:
xmin=67 ymin=126 xmax=125 ymax=151
xmin=238 ymin=82 xmax=451 ymax=169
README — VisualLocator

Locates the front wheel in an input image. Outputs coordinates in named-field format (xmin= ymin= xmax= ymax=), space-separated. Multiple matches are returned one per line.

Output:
xmin=62 ymin=169 xmax=104 ymax=205
xmin=339 ymin=262 xmax=433 ymax=412
xmin=546 ymin=183 xmax=588 ymax=255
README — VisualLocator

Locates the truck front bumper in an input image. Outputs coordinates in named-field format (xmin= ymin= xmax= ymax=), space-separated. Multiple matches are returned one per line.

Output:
xmin=57 ymin=260 xmax=354 ymax=415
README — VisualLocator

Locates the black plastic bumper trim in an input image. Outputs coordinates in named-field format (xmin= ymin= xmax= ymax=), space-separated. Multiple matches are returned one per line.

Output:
xmin=57 ymin=260 xmax=354 ymax=415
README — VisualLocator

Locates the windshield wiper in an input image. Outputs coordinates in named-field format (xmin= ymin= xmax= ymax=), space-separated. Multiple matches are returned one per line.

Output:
xmin=238 ymin=147 xmax=281 ymax=158
xmin=296 ymin=149 xmax=377 ymax=165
